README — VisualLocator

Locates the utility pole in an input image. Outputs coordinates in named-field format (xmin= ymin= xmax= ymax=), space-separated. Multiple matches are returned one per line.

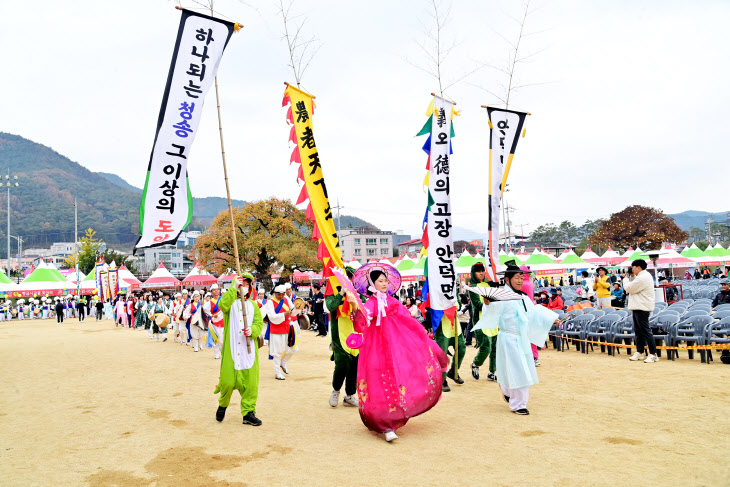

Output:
xmin=333 ymin=198 xmax=344 ymax=234
xmin=75 ymin=198 xmax=79 ymax=296
xmin=505 ymin=203 xmax=516 ymax=251
xmin=5 ymin=169 xmax=19 ymax=277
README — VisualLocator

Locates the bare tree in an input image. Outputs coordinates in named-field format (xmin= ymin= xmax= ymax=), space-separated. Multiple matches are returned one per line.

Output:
xmin=277 ymin=0 xmax=321 ymax=87
xmin=472 ymin=0 xmax=550 ymax=109
xmin=406 ymin=0 xmax=484 ymax=98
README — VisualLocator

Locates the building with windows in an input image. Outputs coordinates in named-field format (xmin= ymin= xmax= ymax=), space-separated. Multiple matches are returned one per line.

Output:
xmin=177 ymin=230 xmax=202 ymax=247
xmin=339 ymin=227 xmax=393 ymax=264
xmin=142 ymin=245 xmax=186 ymax=276
xmin=397 ymin=238 xmax=424 ymax=256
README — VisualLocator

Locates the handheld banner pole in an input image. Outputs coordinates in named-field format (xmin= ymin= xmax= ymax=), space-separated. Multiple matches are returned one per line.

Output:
xmin=209 ymin=3 xmax=251 ymax=353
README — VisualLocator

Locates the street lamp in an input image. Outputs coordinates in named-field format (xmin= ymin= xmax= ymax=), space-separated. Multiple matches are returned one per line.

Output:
xmin=5 ymin=171 xmax=20 ymax=276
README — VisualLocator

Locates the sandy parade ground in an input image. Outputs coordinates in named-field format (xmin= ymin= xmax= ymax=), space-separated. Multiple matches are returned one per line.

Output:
xmin=1 ymin=317 xmax=729 ymax=487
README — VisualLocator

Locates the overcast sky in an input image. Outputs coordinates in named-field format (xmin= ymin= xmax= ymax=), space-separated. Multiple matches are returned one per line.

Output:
xmin=3 ymin=0 xmax=728 ymax=238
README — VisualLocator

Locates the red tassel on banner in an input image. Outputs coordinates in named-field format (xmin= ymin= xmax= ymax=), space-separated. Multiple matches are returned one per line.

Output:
xmin=425 ymin=153 xmax=431 ymax=170
xmin=317 ymin=241 xmax=326 ymax=259
xmin=297 ymin=163 xmax=304 ymax=183
xmin=312 ymin=220 xmax=321 ymax=239
xmin=282 ymin=93 xmax=291 ymax=107
xmin=421 ymin=224 xmax=430 ymax=249
xmin=444 ymin=306 xmax=457 ymax=323
xmin=286 ymin=104 xmax=294 ymax=125
xmin=306 ymin=204 xmax=315 ymax=222
xmin=296 ymin=184 xmax=309 ymax=205
xmin=323 ymin=265 xmax=334 ymax=278
xmin=289 ymin=125 xmax=297 ymax=145
xmin=290 ymin=146 xmax=301 ymax=165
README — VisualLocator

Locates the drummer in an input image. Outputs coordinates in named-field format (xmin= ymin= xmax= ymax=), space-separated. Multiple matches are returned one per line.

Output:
xmin=151 ymin=294 xmax=170 ymax=342
xmin=203 ymin=284 xmax=226 ymax=359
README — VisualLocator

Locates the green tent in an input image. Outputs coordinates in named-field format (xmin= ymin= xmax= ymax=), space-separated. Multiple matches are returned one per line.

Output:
xmin=705 ymin=243 xmax=729 ymax=258
xmin=0 ymin=269 xmax=12 ymax=284
xmin=396 ymin=259 xmax=415 ymax=271
xmin=414 ymin=257 xmax=426 ymax=270
xmin=681 ymin=244 xmax=705 ymax=259
xmin=525 ymin=253 xmax=555 ymax=266
xmin=455 ymin=253 xmax=476 ymax=267
xmin=560 ymin=254 xmax=590 ymax=266
xmin=83 ymin=269 xmax=96 ymax=281
xmin=23 ymin=267 xmax=68 ymax=283
xmin=499 ymin=254 xmax=524 ymax=265
xmin=623 ymin=250 xmax=648 ymax=262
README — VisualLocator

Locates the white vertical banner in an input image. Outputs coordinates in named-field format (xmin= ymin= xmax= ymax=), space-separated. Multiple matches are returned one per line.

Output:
xmin=485 ymin=107 xmax=528 ymax=281
xmin=135 ymin=10 xmax=236 ymax=252
xmin=427 ymin=96 xmax=457 ymax=311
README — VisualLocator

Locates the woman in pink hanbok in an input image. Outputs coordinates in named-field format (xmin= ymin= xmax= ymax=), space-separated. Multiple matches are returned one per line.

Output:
xmin=347 ymin=263 xmax=448 ymax=442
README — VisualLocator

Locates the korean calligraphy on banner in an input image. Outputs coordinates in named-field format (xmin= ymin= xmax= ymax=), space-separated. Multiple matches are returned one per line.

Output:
xmin=135 ymin=9 xmax=235 ymax=252
xmin=108 ymin=262 xmax=119 ymax=301
xmin=95 ymin=260 xmax=104 ymax=300
xmin=484 ymin=107 xmax=528 ymax=281
xmin=282 ymin=84 xmax=344 ymax=292
xmin=426 ymin=96 xmax=457 ymax=312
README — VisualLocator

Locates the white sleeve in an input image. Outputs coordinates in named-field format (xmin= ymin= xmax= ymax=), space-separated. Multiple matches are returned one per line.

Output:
xmin=266 ymin=300 xmax=286 ymax=324
xmin=183 ymin=304 xmax=191 ymax=320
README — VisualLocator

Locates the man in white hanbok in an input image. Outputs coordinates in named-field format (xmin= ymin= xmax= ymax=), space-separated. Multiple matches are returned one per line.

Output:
xmin=472 ymin=262 xmax=560 ymax=415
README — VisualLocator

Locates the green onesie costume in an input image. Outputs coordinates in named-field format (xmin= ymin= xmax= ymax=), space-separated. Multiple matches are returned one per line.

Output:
xmin=326 ymin=291 xmax=360 ymax=397
xmin=214 ymin=283 xmax=264 ymax=416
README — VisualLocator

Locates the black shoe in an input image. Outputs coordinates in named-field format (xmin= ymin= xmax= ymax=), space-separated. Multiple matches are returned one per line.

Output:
xmin=471 ymin=363 xmax=480 ymax=380
xmin=513 ymin=408 xmax=530 ymax=415
xmin=487 ymin=372 xmax=497 ymax=382
xmin=442 ymin=380 xmax=451 ymax=392
xmin=216 ymin=406 xmax=226 ymax=422
xmin=242 ymin=412 xmax=262 ymax=426
xmin=721 ymin=355 xmax=730 ymax=365
xmin=446 ymin=370 xmax=464 ymax=384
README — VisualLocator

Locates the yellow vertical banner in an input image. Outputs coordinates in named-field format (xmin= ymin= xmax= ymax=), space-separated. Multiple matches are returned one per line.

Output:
xmin=283 ymin=83 xmax=344 ymax=285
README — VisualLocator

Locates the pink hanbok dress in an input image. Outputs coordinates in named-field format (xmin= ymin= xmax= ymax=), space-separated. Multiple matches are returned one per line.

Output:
xmin=353 ymin=293 xmax=448 ymax=434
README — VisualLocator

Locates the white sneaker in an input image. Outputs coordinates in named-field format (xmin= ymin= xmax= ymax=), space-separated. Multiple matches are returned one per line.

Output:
xmin=384 ymin=431 xmax=398 ymax=442
xmin=644 ymin=354 xmax=659 ymax=363
xmin=329 ymin=390 xmax=340 ymax=407
xmin=629 ymin=352 xmax=645 ymax=361
xmin=343 ymin=395 xmax=358 ymax=407
xmin=275 ymin=374 xmax=286 ymax=380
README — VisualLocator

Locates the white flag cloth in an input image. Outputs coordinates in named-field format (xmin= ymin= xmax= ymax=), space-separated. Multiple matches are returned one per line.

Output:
xmin=229 ymin=299 xmax=256 ymax=370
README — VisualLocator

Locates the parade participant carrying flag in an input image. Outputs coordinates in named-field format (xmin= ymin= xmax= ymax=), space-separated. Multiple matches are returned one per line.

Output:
xmin=214 ymin=273 xmax=264 ymax=426
xmin=326 ymin=267 xmax=361 ymax=408
xmin=470 ymin=261 xmax=560 ymax=415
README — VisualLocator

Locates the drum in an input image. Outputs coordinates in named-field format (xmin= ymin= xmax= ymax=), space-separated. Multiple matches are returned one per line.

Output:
xmin=11 ymin=308 xmax=17 ymax=316
xmin=154 ymin=313 xmax=170 ymax=329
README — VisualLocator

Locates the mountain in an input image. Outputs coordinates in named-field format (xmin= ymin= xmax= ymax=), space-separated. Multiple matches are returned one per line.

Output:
xmin=668 ymin=210 xmax=729 ymax=231
xmin=338 ymin=215 xmax=377 ymax=230
xmin=0 ymin=132 xmax=141 ymax=252
xmin=98 ymin=172 xmax=247 ymax=223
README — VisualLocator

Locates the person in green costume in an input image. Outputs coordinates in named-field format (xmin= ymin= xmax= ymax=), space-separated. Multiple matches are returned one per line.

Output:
xmin=434 ymin=306 xmax=466 ymax=393
xmin=469 ymin=262 xmax=500 ymax=381
xmin=325 ymin=267 xmax=360 ymax=408
xmin=214 ymin=273 xmax=264 ymax=426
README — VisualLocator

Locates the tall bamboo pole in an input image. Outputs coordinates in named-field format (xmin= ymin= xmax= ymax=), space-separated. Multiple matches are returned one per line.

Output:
xmin=210 ymin=2 xmax=251 ymax=352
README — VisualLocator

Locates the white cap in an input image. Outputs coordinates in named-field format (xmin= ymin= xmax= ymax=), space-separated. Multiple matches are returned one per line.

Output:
xmin=182 ymin=289 xmax=189 ymax=294
xmin=204 ymin=292 xmax=212 ymax=297
xmin=210 ymin=283 xmax=219 ymax=290
xmin=284 ymin=283 xmax=292 ymax=289
xmin=274 ymin=285 xmax=286 ymax=293
xmin=175 ymin=292 xmax=181 ymax=297
xmin=257 ymin=288 xmax=265 ymax=295
xmin=192 ymin=290 xmax=201 ymax=297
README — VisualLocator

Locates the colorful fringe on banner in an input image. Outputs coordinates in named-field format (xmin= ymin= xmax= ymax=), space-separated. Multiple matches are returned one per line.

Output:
xmin=416 ymin=96 xmax=459 ymax=334
xmin=282 ymin=84 xmax=344 ymax=295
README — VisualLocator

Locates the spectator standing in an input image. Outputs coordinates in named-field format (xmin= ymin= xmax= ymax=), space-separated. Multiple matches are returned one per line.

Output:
xmin=593 ymin=267 xmax=612 ymax=308
xmin=580 ymin=271 xmax=595 ymax=302
xmin=623 ymin=259 xmax=658 ymax=363
xmin=312 ymin=284 xmax=326 ymax=337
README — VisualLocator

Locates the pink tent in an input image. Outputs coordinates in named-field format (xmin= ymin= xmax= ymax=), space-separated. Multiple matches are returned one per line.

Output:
xmin=142 ymin=262 xmax=181 ymax=289
xmin=183 ymin=264 xmax=218 ymax=286
xmin=118 ymin=265 xmax=142 ymax=289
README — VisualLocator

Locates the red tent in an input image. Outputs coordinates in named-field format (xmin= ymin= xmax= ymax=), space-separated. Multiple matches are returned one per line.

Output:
xmin=142 ymin=262 xmax=181 ymax=289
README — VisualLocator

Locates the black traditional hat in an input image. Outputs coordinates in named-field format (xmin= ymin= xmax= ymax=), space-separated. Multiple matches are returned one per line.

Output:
xmin=497 ymin=259 xmax=522 ymax=278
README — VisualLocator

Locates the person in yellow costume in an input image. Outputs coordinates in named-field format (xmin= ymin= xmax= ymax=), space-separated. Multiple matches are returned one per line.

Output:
xmin=214 ymin=273 xmax=264 ymax=426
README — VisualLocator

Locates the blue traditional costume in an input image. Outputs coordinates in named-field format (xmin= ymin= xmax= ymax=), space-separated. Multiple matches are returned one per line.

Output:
xmin=472 ymin=262 xmax=558 ymax=415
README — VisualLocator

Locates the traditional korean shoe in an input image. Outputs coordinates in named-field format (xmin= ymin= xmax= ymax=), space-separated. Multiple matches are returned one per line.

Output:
xmin=242 ymin=412 xmax=262 ymax=426
xmin=281 ymin=365 xmax=290 ymax=375
xmin=629 ymin=352 xmax=645 ymax=361
xmin=163 ymin=337 xmax=167 ymax=342
xmin=384 ymin=431 xmax=398 ymax=442
xmin=343 ymin=395 xmax=358 ymax=407
xmin=275 ymin=374 xmax=286 ymax=380
xmin=446 ymin=371 xmax=464 ymax=384
xmin=471 ymin=363 xmax=480 ymax=380
xmin=534 ymin=358 xmax=541 ymax=366
xmin=441 ymin=380 xmax=451 ymax=392
xmin=329 ymin=389 xmax=340 ymax=407
xmin=216 ymin=406 xmax=226 ymax=422
xmin=487 ymin=372 xmax=497 ymax=382
xmin=513 ymin=408 xmax=530 ymax=415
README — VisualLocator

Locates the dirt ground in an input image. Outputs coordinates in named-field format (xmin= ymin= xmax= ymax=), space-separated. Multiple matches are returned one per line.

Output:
xmin=1 ymin=316 xmax=729 ymax=487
